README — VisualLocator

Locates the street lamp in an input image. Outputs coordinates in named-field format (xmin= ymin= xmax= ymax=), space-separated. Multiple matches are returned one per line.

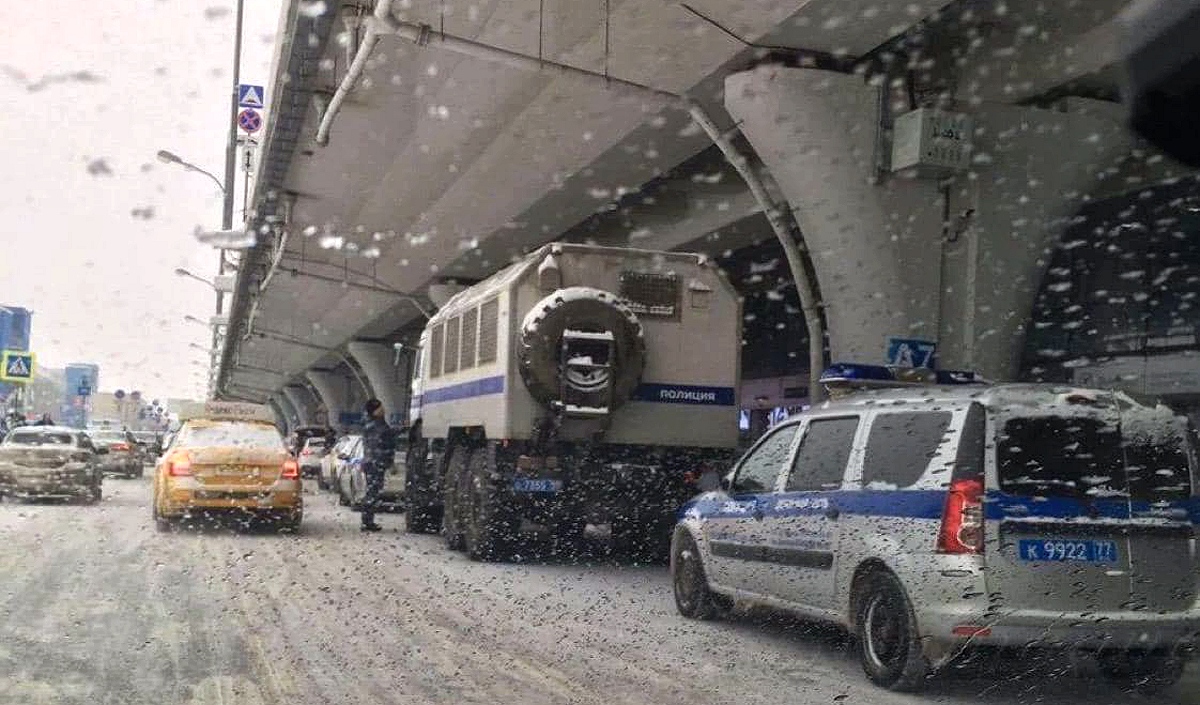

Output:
xmin=175 ymin=267 xmax=215 ymax=288
xmin=156 ymin=150 xmax=226 ymax=194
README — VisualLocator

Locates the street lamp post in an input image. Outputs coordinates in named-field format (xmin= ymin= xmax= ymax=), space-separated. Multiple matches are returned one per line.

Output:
xmin=174 ymin=267 xmax=215 ymax=288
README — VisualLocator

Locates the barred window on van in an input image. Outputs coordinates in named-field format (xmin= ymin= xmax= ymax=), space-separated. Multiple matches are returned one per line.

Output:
xmin=460 ymin=307 xmax=478 ymax=370
xmin=477 ymin=298 xmax=499 ymax=363
xmin=444 ymin=315 xmax=461 ymax=374
xmin=862 ymin=412 xmax=953 ymax=489
xmin=428 ymin=323 xmax=444 ymax=379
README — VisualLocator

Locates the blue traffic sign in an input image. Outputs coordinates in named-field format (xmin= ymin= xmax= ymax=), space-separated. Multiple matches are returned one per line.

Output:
xmin=238 ymin=84 xmax=265 ymax=109
xmin=885 ymin=337 xmax=936 ymax=368
xmin=1 ymin=350 xmax=34 ymax=382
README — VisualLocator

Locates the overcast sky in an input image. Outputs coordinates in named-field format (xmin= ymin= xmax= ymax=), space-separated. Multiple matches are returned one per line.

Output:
xmin=0 ymin=0 xmax=284 ymax=400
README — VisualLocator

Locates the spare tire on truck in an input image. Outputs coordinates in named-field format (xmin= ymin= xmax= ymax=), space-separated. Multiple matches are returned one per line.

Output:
xmin=519 ymin=287 xmax=646 ymax=413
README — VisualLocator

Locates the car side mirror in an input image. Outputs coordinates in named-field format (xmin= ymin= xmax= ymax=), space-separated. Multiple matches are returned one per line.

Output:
xmin=718 ymin=474 xmax=732 ymax=492
xmin=338 ymin=453 xmax=349 ymax=460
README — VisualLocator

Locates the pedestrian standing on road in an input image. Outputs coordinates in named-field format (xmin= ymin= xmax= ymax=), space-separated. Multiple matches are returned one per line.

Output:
xmin=360 ymin=398 xmax=397 ymax=532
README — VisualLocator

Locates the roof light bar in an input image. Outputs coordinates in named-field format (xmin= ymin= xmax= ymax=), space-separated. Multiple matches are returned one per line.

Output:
xmin=819 ymin=363 xmax=989 ymax=395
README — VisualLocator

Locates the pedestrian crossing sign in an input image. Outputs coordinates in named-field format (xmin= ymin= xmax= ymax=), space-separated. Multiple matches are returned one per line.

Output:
xmin=0 ymin=350 xmax=35 ymax=383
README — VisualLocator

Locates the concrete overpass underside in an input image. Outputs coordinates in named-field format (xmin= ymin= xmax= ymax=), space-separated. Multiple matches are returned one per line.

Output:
xmin=218 ymin=0 xmax=1189 ymax=413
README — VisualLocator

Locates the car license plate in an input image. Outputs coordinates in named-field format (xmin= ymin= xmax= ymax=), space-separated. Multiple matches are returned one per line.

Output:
xmin=512 ymin=478 xmax=561 ymax=493
xmin=1018 ymin=539 xmax=1119 ymax=563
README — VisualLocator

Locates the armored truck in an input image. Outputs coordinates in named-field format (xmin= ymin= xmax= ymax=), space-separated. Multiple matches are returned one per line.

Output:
xmin=404 ymin=243 xmax=741 ymax=561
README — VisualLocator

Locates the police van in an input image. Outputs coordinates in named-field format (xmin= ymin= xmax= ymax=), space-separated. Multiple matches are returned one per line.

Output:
xmin=671 ymin=363 xmax=1200 ymax=692
xmin=405 ymin=243 xmax=741 ymax=561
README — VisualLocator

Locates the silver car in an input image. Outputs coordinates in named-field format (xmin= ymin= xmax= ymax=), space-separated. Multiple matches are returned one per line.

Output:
xmin=338 ymin=435 xmax=406 ymax=510
xmin=0 ymin=426 xmax=104 ymax=503
xmin=672 ymin=374 xmax=1199 ymax=692
xmin=87 ymin=429 xmax=143 ymax=478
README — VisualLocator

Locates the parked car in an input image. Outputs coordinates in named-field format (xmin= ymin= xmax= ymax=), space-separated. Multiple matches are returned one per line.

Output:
xmin=337 ymin=434 xmax=406 ymax=510
xmin=87 ymin=429 xmax=143 ymax=478
xmin=319 ymin=435 xmax=357 ymax=491
xmin=288 ymin=425 xmax=334 ymax=456
xmin=298 ymin=437 xmax=328 ymax=478
xmin=0 ymin=426 xmax=104 ymax=503
xmin=671 ymin=365 xmax=1200 ymax=693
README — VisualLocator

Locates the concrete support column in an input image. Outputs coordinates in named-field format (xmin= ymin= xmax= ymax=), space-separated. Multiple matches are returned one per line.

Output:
xmin=346 ymin=341 xmax=407 ymax=425
xmin=282 ymin=384 xmax=320 ymax=427
xmin=306 ymin=369 xmax=354 ymax=430
xmin=726 ymin=66 xmax=1131 ymax=380
xmin=265 ymin=398 xmax=289 ymax=434
xmin=272 ymin=394 xmax=300 ymax=433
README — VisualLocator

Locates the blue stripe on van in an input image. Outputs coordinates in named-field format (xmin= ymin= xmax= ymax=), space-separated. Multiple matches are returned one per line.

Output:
xmin=682 ymin=490 xmax=1200 ymax=523
xmin=420 ymin=378 xmax=736 ymax=406
xmin=422 ymin=375 xmax=504 ymax=404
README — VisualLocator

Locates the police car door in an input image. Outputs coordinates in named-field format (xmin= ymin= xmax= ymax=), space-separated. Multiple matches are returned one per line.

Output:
xmin=704 ymin=422 xmax=800 ymax=593
xmin=765 ymin=415 xmax=861 ymax=612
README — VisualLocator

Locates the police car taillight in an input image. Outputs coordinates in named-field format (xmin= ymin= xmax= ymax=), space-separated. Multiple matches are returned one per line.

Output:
xmin=281 ymin=459 xmax=300 ymax=480
xmin=937 ymin=478 xmax=984 ymax=554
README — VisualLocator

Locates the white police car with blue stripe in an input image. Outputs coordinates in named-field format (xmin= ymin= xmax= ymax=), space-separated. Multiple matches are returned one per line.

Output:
xmin=671 ymin=363 xmax=1200 ymax=692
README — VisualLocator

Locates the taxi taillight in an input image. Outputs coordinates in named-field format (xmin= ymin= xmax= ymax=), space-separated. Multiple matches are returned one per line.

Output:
xmin=281 ymin=459 xmax=300 ymax=480
xmin=166 ymin=455 xmax=192 ymax=477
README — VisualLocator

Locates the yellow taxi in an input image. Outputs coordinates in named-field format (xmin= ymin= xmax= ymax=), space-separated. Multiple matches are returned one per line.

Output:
xmin=152 ymin=401 xmax=302 ymax=531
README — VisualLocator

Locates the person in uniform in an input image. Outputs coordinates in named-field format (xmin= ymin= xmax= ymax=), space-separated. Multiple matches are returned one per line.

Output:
xmin=359 ymin=398 xmax=397 ymax=532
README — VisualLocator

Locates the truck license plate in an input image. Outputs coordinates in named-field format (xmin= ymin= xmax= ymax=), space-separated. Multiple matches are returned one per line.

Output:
xmin=512 ymin=478 xmax=561 ymax=493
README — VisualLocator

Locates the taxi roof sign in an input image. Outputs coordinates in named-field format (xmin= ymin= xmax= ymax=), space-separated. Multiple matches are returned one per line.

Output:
xmin=180 ymin=401 xmax=275 ymax=423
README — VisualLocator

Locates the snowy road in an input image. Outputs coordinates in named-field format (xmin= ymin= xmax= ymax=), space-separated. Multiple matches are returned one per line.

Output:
xmin=0 ymin=477 xmax=1197 ymax=705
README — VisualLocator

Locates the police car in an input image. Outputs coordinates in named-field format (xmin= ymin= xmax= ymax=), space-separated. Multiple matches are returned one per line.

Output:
xmin=671 ymin=363 xmax=1200 ymax=692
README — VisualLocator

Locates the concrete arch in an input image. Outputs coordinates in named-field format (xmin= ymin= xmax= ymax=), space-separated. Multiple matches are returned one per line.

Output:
xmin=282 ymin=384 xmax=321 ymax=427
xmin=306 ymin=369 xmax=356 ymax=430
xmin=346 ymin=341 xmax=410 ymax=425
xmin=272 ymin=393 xmax=300 ymax=432
xmin=727 ymin=66 xmax=1131 ymax=380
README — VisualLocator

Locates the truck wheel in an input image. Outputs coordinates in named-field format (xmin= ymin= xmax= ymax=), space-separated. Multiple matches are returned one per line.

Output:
xmin=441 ymin=444 xmax=468 ymax=551
xmin=405 ymin=456 xmax=443 ymax=534
xmin=612 ymin=513 xmax=672 ymax=564
xmin=465 ymin=449 xmax=516 ymax=562
xmin=1099 ymin=650 xmax=1184 ymax=694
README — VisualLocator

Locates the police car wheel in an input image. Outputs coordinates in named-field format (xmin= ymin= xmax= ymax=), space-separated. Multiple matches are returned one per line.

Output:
xmin=1098 ymin=650 xmax=1184 ymax=694
xmin=671 ymin=532 xmax=725 ymax=620
xmin=856 ymin=572 xmax=928 ymax=691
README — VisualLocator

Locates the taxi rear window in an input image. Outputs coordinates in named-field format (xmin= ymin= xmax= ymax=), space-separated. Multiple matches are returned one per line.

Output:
xmin=176 ymin=422 xmax=285 ymax=450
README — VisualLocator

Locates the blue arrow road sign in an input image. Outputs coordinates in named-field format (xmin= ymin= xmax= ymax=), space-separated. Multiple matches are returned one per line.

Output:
xmin=238 ymin=84 xmax=265 ymax=109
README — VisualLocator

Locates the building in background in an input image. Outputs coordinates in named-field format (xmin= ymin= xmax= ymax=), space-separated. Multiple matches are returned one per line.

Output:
xmin=62 ymin=363 xmax=100 ymax=428
xmin=26 ymin=365 xmax=65 ymax=420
